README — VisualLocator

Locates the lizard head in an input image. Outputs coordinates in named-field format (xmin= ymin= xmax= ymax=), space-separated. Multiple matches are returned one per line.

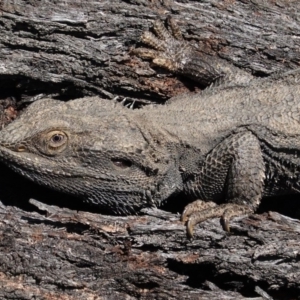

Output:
xmin=0 ymin=97 xmax=183 ymax=214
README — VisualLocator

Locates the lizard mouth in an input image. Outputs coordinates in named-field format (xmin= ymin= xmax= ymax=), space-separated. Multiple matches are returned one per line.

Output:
xmin=0 ymin=146 xmax=74 ymax=178
xmin=0 ymin=146 xmax=162 ymax=205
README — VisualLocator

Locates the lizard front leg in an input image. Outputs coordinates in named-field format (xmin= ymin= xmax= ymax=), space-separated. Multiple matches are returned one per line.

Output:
xmin=131 ymin=17 xmax=252 ymax=86
xmin=182 ymin=130 xmax=265 ymax=238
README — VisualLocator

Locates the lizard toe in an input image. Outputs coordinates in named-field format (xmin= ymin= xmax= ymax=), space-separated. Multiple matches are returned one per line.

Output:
xmin=181 ymin=199 xmax=216 ymax=223
xmin=185 ymin=203 xmax=254 ymax=238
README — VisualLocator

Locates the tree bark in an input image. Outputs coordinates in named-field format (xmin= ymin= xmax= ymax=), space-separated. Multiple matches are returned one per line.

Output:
xmin=0 ymin=0 xmax=300 ymax=299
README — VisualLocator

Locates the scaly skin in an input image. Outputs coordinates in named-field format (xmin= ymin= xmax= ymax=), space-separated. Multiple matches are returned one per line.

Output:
xmin=1 ymin=19 xmax=300 ymax=237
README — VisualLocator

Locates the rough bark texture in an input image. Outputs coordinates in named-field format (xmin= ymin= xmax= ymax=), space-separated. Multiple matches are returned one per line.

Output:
xmin=0 ymin=0 xmax=300 ymax=299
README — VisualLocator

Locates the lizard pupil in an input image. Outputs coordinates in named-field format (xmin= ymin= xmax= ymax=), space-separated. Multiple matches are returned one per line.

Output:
xmin=112 ymin=158 xmax=132 ymax=169
xmin=52 ymin=134 xmax=64 ymax=143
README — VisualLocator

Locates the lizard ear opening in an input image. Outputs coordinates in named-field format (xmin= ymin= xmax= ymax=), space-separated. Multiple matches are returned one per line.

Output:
xmin=111 ymin=158 xmax=132 ymax=169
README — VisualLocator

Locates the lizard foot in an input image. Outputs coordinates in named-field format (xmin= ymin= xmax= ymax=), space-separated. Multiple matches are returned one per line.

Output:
xmin=181 ymin=200 xmax=217 ymax=223
xmin=181 ymin=202 xmax=253 ymax=238
xmin=130 ymin=17 xmax=223 ymax=85
xmin=130 ymin=17 xmax=193 ymax=73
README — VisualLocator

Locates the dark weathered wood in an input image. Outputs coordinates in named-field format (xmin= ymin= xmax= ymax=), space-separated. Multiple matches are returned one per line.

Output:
xmin=1 ymin=0 xmax=300 ymax=299
xmin=1 ymin=0 xmax=300 ymax=103
xmin=0 ymin=171 xmax=300 ymax=300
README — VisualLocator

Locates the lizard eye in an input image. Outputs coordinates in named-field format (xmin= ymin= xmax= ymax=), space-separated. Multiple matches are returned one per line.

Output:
xmin=46 ymin=131 xmax=68 ymax=150
xmin=111 ymin=158 xmax=132 ymax=169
